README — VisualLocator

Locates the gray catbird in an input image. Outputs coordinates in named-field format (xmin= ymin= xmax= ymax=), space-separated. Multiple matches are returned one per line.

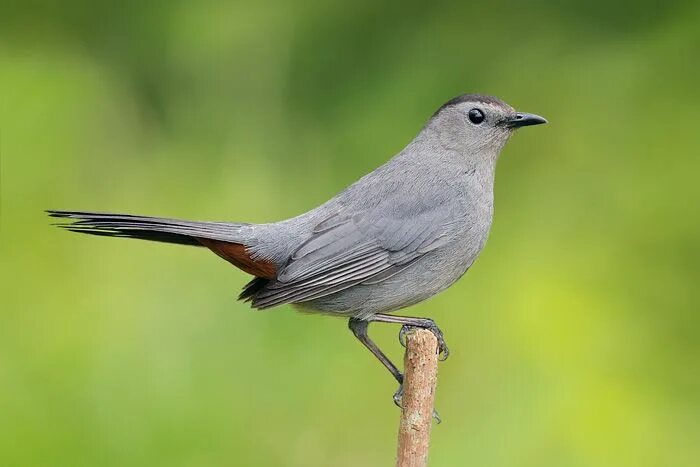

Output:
xmin=49 ymin=94 xmax=546 ymax=402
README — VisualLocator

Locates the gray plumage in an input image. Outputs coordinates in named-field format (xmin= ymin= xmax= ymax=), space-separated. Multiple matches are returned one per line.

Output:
xmin=49 ymin=94 xmax=546 ymax=322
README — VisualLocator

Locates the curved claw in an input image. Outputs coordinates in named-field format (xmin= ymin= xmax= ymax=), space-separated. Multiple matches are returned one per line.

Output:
xmin=393 ymin=383 xmax=404 ymax=408
xmin=423 ymin=322 xmax=449 ymax=361
xmin=431 ymin=327 xmax=450 ymax=361
xmin=421 ymin=323 xmax=450 ymax=360
xmin=393 ymin=383 xmax=442 ymax=423
xmin=399 ymin=325 xmax=410 ymax=348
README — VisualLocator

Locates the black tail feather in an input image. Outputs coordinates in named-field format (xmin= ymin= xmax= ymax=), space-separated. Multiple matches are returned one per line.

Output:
xmin=48 ymin=210 xmax=246 ymax=246
xmin=239 ymin=277 xmax=270 ymax=302
xmin=63 ymin=227 xmax=202 ymax=246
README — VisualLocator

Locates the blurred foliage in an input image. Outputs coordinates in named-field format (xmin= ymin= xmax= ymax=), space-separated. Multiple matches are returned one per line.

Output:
xmin=1 ymin=1 xmax=699 ymax=466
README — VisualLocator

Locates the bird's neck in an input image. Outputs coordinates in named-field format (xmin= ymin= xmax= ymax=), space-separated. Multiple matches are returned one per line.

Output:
xmin=401 ymin=129 xmax=500 ymax=180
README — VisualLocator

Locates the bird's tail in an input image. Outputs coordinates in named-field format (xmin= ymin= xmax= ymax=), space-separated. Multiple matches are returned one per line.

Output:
xmin=47 ymin=210 xmax=248 ymax=247
xmin=48 ymin=210 xmax=278 ymax=300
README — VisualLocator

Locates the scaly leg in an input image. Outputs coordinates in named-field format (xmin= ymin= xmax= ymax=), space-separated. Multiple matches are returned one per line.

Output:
xmin=348 ymin=317 xmax=403 ymax=385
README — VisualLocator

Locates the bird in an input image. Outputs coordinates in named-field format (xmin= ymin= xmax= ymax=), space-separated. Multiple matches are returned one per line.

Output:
xmin=48 ymin=94 xmax=546 ymax=405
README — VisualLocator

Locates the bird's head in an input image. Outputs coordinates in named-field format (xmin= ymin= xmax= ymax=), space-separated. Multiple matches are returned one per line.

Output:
xmin=426 ymin=94 xmax=547 ymax=158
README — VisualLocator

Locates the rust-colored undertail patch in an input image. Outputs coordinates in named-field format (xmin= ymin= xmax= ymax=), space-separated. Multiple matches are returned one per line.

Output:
xmin=197 ymin=238 xmax=277 ymax=279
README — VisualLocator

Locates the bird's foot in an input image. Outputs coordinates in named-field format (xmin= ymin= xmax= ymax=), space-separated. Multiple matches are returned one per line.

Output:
xmin=393 ymin=383 xmax=403 ymax=408
xmin=393 ymin=383 xmax=441 ymax=424
xmin=399 ymin=322 xmax=450 ymax=361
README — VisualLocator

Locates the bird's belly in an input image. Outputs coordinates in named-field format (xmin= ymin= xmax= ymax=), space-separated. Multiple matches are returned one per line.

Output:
xmin=301 ymin=227 xmax=488 ymax=319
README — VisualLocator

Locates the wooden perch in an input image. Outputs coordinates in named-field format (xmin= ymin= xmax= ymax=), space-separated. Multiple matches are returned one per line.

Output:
xmin=396 ymin=328 xmax=439 ymax=467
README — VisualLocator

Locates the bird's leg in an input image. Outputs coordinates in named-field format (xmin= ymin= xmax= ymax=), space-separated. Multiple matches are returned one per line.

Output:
xmin=349 ymin=316 xmax=444 ymax=422
xmin=347 ymin=318 xmax=406 ymax=408
xmin=370 ymin=313 xmax=450 ymax=361
xmin=366 ymin=314 xmax=446 ymax=422
xmin=348 ymin=318 xmax=404 ymax=386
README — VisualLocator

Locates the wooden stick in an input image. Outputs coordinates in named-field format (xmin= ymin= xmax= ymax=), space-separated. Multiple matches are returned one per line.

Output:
xmin=396 ymin=328 xmax=439 ymax=467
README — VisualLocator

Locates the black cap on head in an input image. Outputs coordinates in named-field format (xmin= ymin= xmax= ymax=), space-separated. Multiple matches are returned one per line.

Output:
xmin=433 ymin=94 xmax=510 ymax=118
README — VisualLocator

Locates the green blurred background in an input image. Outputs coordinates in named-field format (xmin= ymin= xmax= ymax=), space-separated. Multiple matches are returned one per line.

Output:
xmin=1 ymin=1 xmax=699 ymax=466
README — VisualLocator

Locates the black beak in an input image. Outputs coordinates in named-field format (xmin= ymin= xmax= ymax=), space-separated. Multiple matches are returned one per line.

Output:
xmin=504 ymin=112 xmax=548 ymax=128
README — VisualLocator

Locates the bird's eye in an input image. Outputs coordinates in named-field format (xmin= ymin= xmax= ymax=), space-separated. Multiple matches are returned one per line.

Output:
xmin=468 ymin=108 xmax=485 ymax=124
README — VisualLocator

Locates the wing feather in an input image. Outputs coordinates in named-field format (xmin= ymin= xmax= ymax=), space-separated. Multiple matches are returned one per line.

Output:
xmin=251 ymin=202 xmax=456 ymax=310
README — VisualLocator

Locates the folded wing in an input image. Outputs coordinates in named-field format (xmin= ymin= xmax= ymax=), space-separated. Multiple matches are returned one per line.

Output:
xmin=251 ymin=206 xmax=455 ymax=309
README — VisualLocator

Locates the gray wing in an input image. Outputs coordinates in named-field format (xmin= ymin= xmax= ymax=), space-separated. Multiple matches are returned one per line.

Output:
xmin=251 ymin=205 xmax=457 ymax=309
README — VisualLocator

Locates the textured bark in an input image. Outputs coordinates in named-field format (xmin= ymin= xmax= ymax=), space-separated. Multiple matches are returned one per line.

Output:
xmin=396 ymin=328 xmax=439 ymax=467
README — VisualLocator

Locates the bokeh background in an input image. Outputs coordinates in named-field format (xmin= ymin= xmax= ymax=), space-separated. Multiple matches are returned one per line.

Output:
xmin=1 ymin=1 xmax=699 ymax=466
